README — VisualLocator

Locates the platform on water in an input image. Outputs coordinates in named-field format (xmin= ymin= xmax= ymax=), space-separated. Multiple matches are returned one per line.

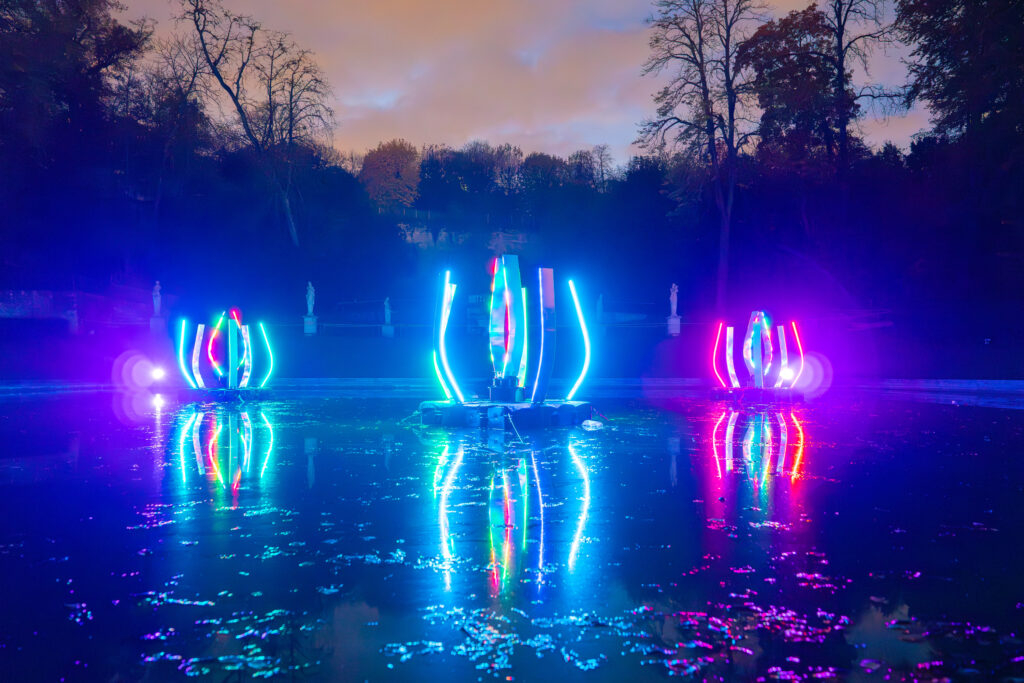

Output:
xmin=419 ymin=400 xmax=592 ymax=429
xmin=711 ymin=387 xmax=804 ymax=403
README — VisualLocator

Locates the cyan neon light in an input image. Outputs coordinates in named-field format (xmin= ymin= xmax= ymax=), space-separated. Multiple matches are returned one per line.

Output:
xmin=432 ymin=351 xmax=453 ymax=400
xmin=191 ymin=324 xmax=206 ymax=389
xmin=178 ymin=412 xmax=198 ymax=483
xmin=438 ymin=445 xmax=464 ymax=591
xmin=725 ymin=326 xmax=740 ymax=388
xmin=567 ymin=442 xmax=591 ymax=572
xmin=517 ymin=287 xmax=529 ymax=388
xmin=177 ymin=320 xmax=198 ymax=389
xmin=257 ymin=322 xmax=274 ymax=389
xmin=439 ymin=271 xmax=465 ymax=403
xmin=260 ymin=412 xmax=275 ymax=479
xmin=790 ymin=322 xmax=805 ymax=389
xmin=711 ymin=322 xmax=726 ymax=389
xmin=566 ymin=280 xmax=590 ymax=401
xmin=530 ymin=269 xmax=546 ymax=402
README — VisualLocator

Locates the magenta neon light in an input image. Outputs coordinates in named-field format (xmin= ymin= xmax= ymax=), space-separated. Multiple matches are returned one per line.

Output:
xmin=711 ymin=322 xmax=726 ymax=388
xmin=790 ymin=321 xmax=805 ymax=388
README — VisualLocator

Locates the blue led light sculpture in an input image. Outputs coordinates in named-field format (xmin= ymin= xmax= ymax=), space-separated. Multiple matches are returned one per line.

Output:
xmin=177 ymin=309 xmax=274 ymax=394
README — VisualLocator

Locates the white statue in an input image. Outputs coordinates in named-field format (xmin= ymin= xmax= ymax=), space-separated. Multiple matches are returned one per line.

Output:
xmin=669 ymin=283 xmax=678 ymax=318
xmin=306 ymin=281 xmax=315 ymax=317
xmin=384 ymin=297 xmax=391 ymax=325
xmin=152 ymin=281 xmax=162 ymax=316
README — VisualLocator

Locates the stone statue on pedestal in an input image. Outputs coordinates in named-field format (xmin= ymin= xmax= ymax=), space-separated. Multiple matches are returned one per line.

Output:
xmin=304 ymin=281 xmax=317 ymax=335
xmin=667 ymin=283 xmax=680 ymax=336
xmin=152 ymin=281 xmax=162 ymax=316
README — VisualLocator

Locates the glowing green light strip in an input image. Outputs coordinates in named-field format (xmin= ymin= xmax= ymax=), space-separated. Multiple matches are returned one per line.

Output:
xmin=566 ymin=280 xmax=591 ymax=401
xmin=177 ymin=320 xmax=197 ymax=389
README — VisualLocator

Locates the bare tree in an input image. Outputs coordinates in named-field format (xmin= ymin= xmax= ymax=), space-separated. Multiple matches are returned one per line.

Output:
xmin=819 ymin=0 xmax=892 ymax=170
xmin=592 ymin=144 xmax=614 ymax=191
xmin=640 ymin=0 xmax=760 ymax=314
xmin=178 ymin=0 xmax=334 ymax=245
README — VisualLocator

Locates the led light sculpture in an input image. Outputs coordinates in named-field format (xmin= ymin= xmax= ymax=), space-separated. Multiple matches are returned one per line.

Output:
xmin=430 ymin=258 xmax=589 ymax=406
xmin=177 ymin=310 xmax=275 ymax=392
xmin=711 ymin=311 xmax=805 ymax=393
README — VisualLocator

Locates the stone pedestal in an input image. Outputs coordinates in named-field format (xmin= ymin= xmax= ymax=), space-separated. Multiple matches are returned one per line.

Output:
xmin=150 ymin=316 xmax=166 ymax=334
xmin=382 ymin=324 xmax=394 ymax=338
xmin=303 ymin=315 xmax=317 ymax=335
xmin=667 ymin=315 xmax=681 ymax=336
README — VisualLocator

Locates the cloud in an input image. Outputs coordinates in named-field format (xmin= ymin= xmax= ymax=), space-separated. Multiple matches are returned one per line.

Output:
xmin=124 ymin=0 xmax=923 ymax=161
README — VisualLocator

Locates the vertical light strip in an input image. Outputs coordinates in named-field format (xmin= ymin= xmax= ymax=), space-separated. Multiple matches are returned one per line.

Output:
xmin=439 ymin=271 xmax=464 ymax=403
xmin=566 ymin=280 xmax=590 ymax=401
xmin=517 ymin=287 xmax=529 ymax=389
xmin=192 ymin=411 xmax=205 ymax=474
xmin=259 ymin=412 xmax=275 ymax=479
xmin=178 ymin=412 xmax=197 ymax=483
xmin=191 ymin=324 xmax=206 ymax=389
xmin=501 ymin=263 xmax=511 ymax=378
xmin=711 ymin=322 xmax=726 ymax=388
xmin=178 ymin=320 xmax=197 ymax=389
xmin=725 ymin=326 xmax=740 ymax=388
xmin=239 ymin=325 xmax=253 ymax=388
xmin=774 ymin=325 xmax=789 ymax=388
xmin=530 ymin=270 xmax=546 ymax=402
xmin=438 ymin=445 xmax=464 ymax=591
xmin=790 ymin=322 xmax=805 ymax=389
xmin=530 ymin=452 xmax=545 ymax=580
xmin=432 ymin=351 xmax=453 ymax=400
xmin=208 ymin=312 xmax=225 ymax=378
xmin=257 ymin=322 xmax=274 ymax=389
xmin=567 ymin=443 xmax=591 ymax=572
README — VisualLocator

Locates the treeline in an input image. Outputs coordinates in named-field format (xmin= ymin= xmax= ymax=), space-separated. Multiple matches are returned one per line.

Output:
xmin=0 ymin=0 xmax=1021 ymax=325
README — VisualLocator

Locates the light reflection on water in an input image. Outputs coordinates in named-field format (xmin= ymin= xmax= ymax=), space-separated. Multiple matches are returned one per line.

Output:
xmin=0 ymin=395 xmax=1021 ymax=680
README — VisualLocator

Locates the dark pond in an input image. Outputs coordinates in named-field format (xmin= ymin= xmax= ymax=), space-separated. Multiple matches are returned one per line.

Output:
xmin=0 ymin=392 xmax=1021 ymax=681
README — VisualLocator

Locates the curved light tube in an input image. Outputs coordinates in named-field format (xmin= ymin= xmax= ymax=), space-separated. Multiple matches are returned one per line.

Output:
xmin=438 ymin=445 xmax=464 ymax=591
xmin=257 ymin=322 xmax=274 ymax=389
xmin=439 ymin=271 xmax=465 ymax=403
xmin=192 ymin=411 xmax=205 ymax=474
xmin=191 ymin=324 xmax=206 ymax=389
xmin=260 ymin=412 xmax=275 ymax=479
xmin=724 ymin=410 xmax=739 ymax=472
xmin=517 ymin=288 xmax=529 ymax=388
xmin=567 ymin=443 xmax=591 ymax=572
xmin=774 ymin=325 xmax=789 ymax=389
xmin=432 ymin=351 xmax=453 ymax=400
xmin=178 ymin=412 xmax=198 ymax=483
xmin=239 ymin=325 xmax=253 ymax=388
xmin=711 ymin=322 xmax=726 ymax=389
xmin=776 ymin=412 xmax=788 ymax=474
xmin=790 ymin=322 xmax=805 ymax=389
xmin=530 ymin=270 xmax=546 ymax=402
xmin=566 ymin=280 xmax=590 ymax=401
xmin=177 ymin=320 xmax=198 ymax=389
xmin=208 ymin=312 xmax=225 ymax=378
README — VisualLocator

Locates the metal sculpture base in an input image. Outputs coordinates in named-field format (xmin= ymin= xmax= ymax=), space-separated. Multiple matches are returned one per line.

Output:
xmin=419 ymin=400 xmax=592 ymax=429
xmin=711 ymin=387 xmax=804 ymax=404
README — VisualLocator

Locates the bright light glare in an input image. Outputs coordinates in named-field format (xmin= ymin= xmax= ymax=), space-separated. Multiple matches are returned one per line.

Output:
xmin=152 ymin=394 xmax=165 ymax=409
xmin=151 ymin=366 xmax=166 ymax=381
xmin=780 ymin=367 xmax=795 ymax=381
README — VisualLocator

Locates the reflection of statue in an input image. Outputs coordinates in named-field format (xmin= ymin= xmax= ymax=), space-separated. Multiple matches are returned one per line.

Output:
xmin=669 ymin=283 xmax=678 ymax=318
xmin=306 ymin=281 xmax=315 ymax=317
xmin=384 ymin=297 xmax=391 ymax=325
xmin=152 ymin=281 xmax=162 ymax=316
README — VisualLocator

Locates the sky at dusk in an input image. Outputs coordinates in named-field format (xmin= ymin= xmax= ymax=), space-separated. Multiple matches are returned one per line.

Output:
xmin=125 ymin=0 xmax=930 ymax=162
